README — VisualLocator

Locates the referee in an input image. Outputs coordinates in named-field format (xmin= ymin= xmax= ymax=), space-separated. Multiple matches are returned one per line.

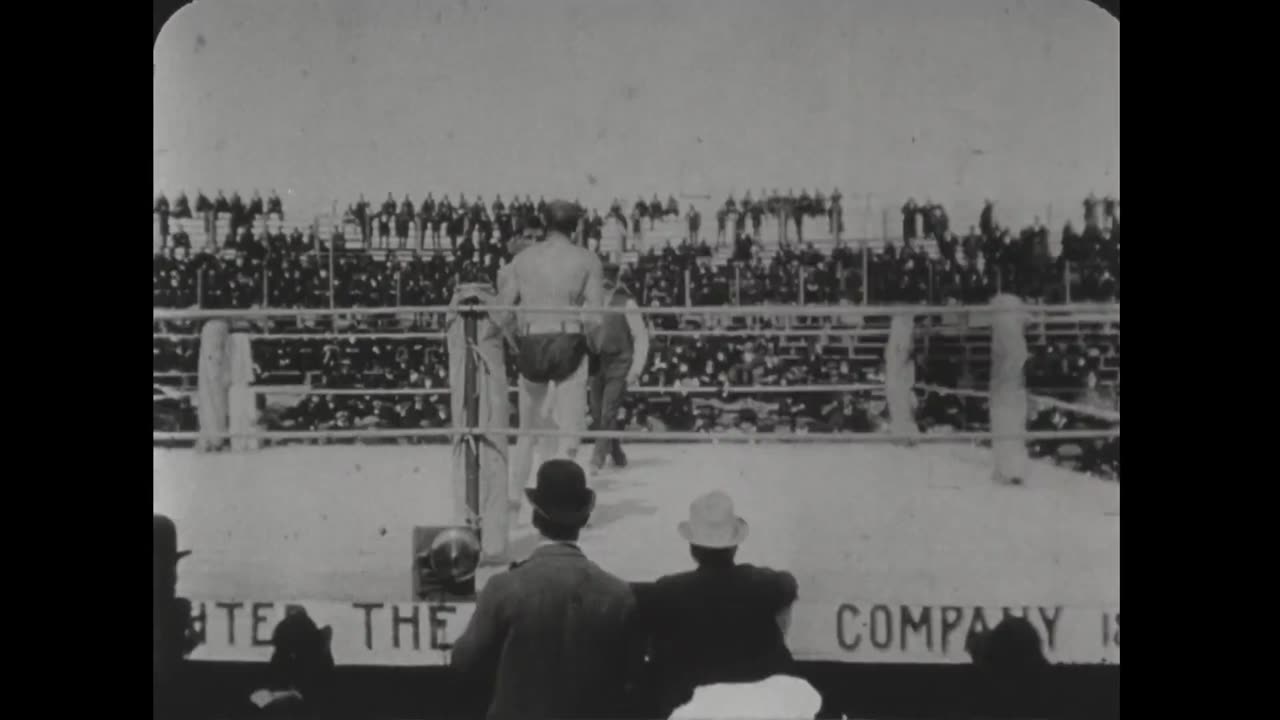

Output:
xmin=588 ymin=263 xmax=650 ymax=471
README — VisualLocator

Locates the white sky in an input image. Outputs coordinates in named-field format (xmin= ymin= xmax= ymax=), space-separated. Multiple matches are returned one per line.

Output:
xmin=154 ymin=0 xmax=1118 ymax=230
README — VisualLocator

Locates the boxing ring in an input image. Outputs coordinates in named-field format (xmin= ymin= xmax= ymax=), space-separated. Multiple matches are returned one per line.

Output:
xmin=152 ymin=300 xmax=1119 ymax=668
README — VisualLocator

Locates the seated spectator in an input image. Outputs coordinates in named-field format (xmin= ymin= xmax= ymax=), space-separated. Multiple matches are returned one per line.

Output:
xmin=965 ymin=615 xmax=1051 ymax=717
xmin=637 ymin=491 xmax=798 ymax=718
xmin=248 ymin=607 xmax=335 ymax=716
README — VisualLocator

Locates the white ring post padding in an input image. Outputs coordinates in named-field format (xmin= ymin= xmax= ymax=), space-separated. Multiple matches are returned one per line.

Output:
xmin=446 ymin=284 xmax=511 ymax=558
xmin=989 ymin=294 xmax=1031 ymax=484
xmin=228 ymin=332 xmax=259 ymax=452
xmin=195 ymin=320 xmax=230 ymax=453
xmin=884 ymin=313 xmax=916 ymax=439
xmin=152 ymin=426 xmax=1119 ymax=444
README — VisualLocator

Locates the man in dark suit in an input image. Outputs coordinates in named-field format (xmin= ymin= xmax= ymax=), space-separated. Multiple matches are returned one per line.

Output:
xmin=451 ymin=459 xmax=640 ymax=720
xmin=636 ymin=491 xmax=799 ymax=718
xmin=154 ymin=514 xmax=199 ymax=719
xmin=589 ymin=263 xmax=650 ymax=472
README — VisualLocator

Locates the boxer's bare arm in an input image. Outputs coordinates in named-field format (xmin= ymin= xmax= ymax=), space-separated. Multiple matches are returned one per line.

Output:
xmin=581 ymin=249 xmax=605 ymax=331
xmin=494 ymin=262 xmax=520 ymax=341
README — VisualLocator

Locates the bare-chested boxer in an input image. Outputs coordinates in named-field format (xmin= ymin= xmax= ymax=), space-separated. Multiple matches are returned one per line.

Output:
xmin=495 ymin=201 xmax=605 ymax=516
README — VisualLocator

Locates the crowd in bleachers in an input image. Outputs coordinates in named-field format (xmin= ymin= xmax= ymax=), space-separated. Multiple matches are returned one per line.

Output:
xmin=154 ymin=192 xmax=1119 ymax=477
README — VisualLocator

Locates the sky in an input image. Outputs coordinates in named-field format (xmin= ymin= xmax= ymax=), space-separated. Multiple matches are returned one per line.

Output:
xmin=154 ymin=0 xmax=1118 ymax=232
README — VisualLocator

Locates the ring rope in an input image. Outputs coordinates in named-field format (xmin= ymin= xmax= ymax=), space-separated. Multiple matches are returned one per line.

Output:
xmin=152 ymin=301 xmax=1120 ymax=322
xmin=152 ymin=328 xmax=920 ymax=341
xmin=153 ymin=426 xmax=1119 ymax=444
xmin=253 ymin=383 xmax=887 ymax=396
xmin=914 ymin=383 xmax=1121 ymax=423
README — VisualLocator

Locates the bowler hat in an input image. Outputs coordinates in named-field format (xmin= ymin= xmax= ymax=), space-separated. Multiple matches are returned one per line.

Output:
xmin=525 ymin=459 xmax=596 ymax=527
xmin=154 ymin=514 xmax=192 ymax=562
xmin=678 ymin=491 xmax=749 ymax=549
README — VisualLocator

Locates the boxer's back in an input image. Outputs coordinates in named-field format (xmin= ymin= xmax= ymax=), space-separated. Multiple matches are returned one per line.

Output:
xmin=508 ymin=236 xmax=603 ymax=334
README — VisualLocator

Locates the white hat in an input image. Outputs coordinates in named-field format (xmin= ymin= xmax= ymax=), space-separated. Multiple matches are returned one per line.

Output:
xmin=678 ymin=491 xmax=749 ymax=549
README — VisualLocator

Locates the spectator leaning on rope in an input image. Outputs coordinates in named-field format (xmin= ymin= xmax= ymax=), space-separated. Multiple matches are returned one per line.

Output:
xmin=635 ymin=491 xmax=800 ymax=718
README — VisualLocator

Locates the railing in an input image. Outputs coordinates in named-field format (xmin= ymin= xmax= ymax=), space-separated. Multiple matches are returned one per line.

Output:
xmin=154 ymin=250 xmax=1116 ymax=315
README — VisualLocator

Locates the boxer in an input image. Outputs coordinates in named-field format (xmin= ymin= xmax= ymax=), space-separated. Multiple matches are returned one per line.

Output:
xmin=495 ymin=201 xmax=605 ymax=517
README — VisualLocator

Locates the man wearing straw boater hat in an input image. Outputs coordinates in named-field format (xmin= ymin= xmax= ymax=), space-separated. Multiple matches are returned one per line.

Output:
xmin=452 ymin=460 xmax=639 ymax=720
xmin=636 ymin=491 xmax=800 ymax=718
xmin=494 ymin=200 xmax=605 ymax=509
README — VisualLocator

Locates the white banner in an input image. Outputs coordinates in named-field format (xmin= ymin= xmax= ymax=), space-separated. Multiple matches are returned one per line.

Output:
xmin=184 ymin=598 xmax=1118 ymax=666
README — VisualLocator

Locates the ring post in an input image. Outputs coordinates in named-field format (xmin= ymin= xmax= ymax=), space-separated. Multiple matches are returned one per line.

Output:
xmin=462 ymin=296 xmax=481 ymax=519
xmin=443 ymin=282 xmax=512 ymax=561
xmin=988 ymin=294 xmax=1031 ymax=485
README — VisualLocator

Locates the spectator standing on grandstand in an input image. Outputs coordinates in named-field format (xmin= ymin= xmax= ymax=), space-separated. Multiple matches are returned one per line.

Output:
xmin=636 ymin=491 xmax=799 ymax=718
xmin=715 ymin=206 xmax=728 ymax=246
xmin=980 ymin=199 xmax=997 ymax=238
xmin=195 ymin=189 xmax=212 ymax=215
xmin=418 ymin=193 xmax=435 ymax=248
xmin=687 ymin=205 xmax=702 ymax=245
xmin=829 ymin=187 xmax=843 ymax=236
xmin=1083 ymin=192 xmax=1100 ymax=227
xmin=436 ymin=194 xmax=453 ymax=248
xmin=649 ymin=194 xmax=663 ymax=230
xmin=229 ymin=191 xmax=246 ymax=240
xmin=171 ymin=191 xmax=191 ymax=220
xmin=267 ymin=189 xmax=283 ymax=219
xmin=452 ymin=460 xmax=640 ymax=720
xmin=666 ymin=194 xmax=680 ymax=218
xmin=353 ymin=193 xmax=371 ymax=244
xmin=378 ymin=193 xmax=395 ymax=247
xmin=748 ymin=195 xmax=764 ymax=237
xmin=902 ymin=198 xmax=919 ymax=243
xmin=396 ymin=194 xmax=414 ymax=248
xmin=155 ymin=197 xmax=175 ymax=254
xmin=631 ymin=205 xmax=644 ymax=248
xmin=791 ymin=191 xmax=807 ymax=245
xmin=248 ymin=190 xmax=265 ymax=221
xmin=214 ymin=189 xmax=231 ymax=215
xmin=588 ymin=262 xmax=650 ymax=472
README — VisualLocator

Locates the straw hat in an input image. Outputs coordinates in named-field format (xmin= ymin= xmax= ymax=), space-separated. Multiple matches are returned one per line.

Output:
xmin=678 ymin=491 xmax=749 ymax=549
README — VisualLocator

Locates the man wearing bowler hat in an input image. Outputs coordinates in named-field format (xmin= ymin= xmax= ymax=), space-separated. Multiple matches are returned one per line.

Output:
xmin=635 ymin=491 xmax=799 ymax=717
xmin=154 ymin=514 xmax=199 ymax=719
xmin=452 ymin=459 xmax=640 ymax=720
